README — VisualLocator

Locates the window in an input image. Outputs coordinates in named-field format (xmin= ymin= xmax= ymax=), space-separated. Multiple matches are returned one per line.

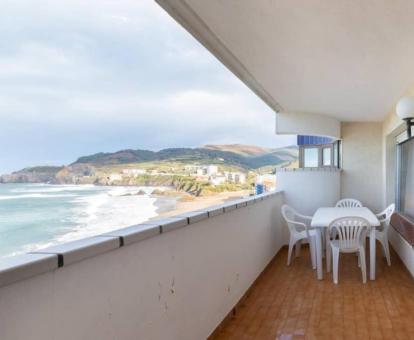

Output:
xmin=397 ymin=137 xmax=414 ymax=219
xmin=303 ymin=148 xmax=319 ymax=167
xmin=322 ymin=147 xmax=332 ymax=166
xmin=299 ymin=141 xmax=340 ymax=168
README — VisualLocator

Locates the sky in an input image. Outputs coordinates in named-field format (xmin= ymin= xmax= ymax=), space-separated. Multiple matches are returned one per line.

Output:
xmin=0 ymin=0 xmax=295 ymax=174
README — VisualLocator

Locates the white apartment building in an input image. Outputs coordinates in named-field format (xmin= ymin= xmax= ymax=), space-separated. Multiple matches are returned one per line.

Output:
xmin=108 ymin=173 xmax=122 ymax=183
xmin=122 ymin=169 xmax=147 ymax=176
xmin=224 ymin=171 xmax=246 ymax=184
xmin=206 ymin=165 xmax=218 ymax=176
xmin=209 ymin=176 xmax=227 ymax=186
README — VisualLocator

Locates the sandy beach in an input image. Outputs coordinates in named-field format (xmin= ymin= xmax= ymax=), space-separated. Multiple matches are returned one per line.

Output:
xmin=153 ymin=190 xmax=252 ymax=219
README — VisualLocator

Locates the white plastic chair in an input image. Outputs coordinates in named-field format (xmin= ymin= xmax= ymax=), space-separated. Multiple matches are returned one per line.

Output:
xmin=335 ymin=198 xmax=363 ymax=208
xmin=281 ymin=204 xmax=316 ymax=269
xmin=326 ymin=199 xmax=362 ymax=263
xmin=375 ymin=204 xmax=395 ymax=266
xmin=326 ymin=217 xmax=369 ymax=284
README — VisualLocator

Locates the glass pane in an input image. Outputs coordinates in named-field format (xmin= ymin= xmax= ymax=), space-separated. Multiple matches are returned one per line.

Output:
xmin=304 ymin=148 xmax=319 ymax=167
xmin=323 ymin=147 xmax=331 ymax=166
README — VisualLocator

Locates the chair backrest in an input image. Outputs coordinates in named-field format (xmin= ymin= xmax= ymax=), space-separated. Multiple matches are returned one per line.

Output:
xmin=281 ymin=204 xmax=304 ymax=234
xmin=377 ymin=203 xmax=395 ymax=231
xmin=329 ymin=216 xmax=369 ymax=250
xmin=335 ymin=198 xmax=362 ymax=208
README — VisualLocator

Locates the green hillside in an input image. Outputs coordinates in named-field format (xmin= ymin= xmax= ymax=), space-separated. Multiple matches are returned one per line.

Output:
xmin=73 ymin=145 xmax=297 ymax=170
xmin=1 ymin=145 xmax=298 ymax=189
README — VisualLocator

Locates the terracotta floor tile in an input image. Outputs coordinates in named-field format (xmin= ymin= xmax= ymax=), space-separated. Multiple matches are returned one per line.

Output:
xmin=210 ymin=244 xmax=414 ymax=340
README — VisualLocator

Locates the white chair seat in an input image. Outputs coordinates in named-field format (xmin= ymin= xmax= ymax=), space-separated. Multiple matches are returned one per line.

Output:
xmin=297 ymin=229 xmax=316 ymax=240
xmin=330 ymin=239 xmax=360 ymax=253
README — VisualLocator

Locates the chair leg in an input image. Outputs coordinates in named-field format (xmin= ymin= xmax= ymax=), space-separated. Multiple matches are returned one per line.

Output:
xmin=321 ymin=230 xmax=326 ymax=252
xmin=332 ymin=247 xmax=339 ymax=284
xmin=359 ymin=247 xmax=367 ymax=284
xmin=309 ymin=236 xmax=316 ymax=270
xmin=287 ymin=237 xmax=294 ymax=266
xmin=295 ymin=240 xmax=302 ymax=257
xmin=325 ymin=229 xmax=330 ymax=255
xmin=383 ymin=238 xmax=391 ymax=266
xmin=326 ymin=239 xmax=331 ymax=273
xmin=381 ymin=242 xmax=386 ymax=258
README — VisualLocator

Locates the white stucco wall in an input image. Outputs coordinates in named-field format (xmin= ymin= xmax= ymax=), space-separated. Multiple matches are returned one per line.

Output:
xmin=341 ymin=122 xmax=383 ymax=212
xmin=275 ymin=111 xmax=341 ymax=139
xmin=276 ymin=169 xmax=341 ymax=215
xmin=0 ymin=194 xmax=286 ymax=340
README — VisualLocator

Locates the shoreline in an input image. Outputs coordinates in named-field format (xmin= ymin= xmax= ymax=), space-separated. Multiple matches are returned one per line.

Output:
xmin=151 ymin=190 xmax=252 ymax=219
xmin=0 ymin=183 xmax=252 ymax=258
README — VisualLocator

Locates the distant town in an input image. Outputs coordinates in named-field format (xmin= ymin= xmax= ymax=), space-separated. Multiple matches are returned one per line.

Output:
xmin=107 ymin=165 xmax=277 ymax=192
xmin=0 ymin=144 xmax=297 ymax=196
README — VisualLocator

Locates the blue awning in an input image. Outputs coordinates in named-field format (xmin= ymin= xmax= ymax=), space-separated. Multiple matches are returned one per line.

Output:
xmin=297 ymin=135 xmax=334 ymax=146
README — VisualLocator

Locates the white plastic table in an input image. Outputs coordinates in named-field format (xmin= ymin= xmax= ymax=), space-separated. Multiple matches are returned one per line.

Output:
xmin=311 ymin=207 xmax=380 ymax=280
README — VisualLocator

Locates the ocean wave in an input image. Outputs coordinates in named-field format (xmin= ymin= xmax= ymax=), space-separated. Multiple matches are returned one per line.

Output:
xmin=7 ymin=190 xmax=161 ymax=256
xmin=0 ymin=185 xmax=172 ymax=258
xmin=10 ymin=184 xmax=97 ymax=193
xmin=0 ymin=193 xmax=77 ymax=200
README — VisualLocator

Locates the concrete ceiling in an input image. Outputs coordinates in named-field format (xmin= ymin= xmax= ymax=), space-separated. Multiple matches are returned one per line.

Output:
xmin=156 ymin=0 xmax=414 ymax=121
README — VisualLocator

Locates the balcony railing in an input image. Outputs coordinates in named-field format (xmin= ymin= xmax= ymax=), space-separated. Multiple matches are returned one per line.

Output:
xmin=0 ymin=191 xmax=285 ymax=340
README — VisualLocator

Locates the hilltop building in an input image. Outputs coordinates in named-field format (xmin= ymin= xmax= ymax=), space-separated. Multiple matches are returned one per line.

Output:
xmin=206 ymin=165 xmax=218 ymax=176
xmin=224 ymin=171 xmax=246 ymax=184
xmin=108 ymin=173 xmax=122 ymax=183
xmin=209 ymin=176 xmax=227 ymax=186
xmin=122 ymin=169 xmax=147 ymax=176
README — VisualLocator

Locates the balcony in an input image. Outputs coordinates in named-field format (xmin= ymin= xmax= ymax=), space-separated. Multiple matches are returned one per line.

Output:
xmin=3 ymin=1 xmax=414 ymax=339
xmin=1 ymin=189 xmax=414 ymax=339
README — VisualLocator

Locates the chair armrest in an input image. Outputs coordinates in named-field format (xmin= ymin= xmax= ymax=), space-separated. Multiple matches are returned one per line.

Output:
xmin=296 ymin=213 xmax=313 ymax=221
xmin=376 ymin=213 xmax=386 ymax=224
xmin=286 ymin=219 xmax=307 ymax=230
xmin=287 ymin=220 xmax=315 ymax=236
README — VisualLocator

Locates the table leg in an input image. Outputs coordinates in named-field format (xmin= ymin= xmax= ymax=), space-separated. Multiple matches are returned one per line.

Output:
xmin=316 ymin=228 xmax=323 ymax=280
xmin=370 ymin=227 xmax=376 ymax=280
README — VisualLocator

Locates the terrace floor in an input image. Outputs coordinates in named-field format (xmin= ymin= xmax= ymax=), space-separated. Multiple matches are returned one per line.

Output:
xmin=210 ymin=244 xmax=414 ymax=340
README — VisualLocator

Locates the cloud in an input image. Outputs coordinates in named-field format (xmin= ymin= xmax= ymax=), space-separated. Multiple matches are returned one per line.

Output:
xmin=0 ymin=0 xmax=295 ymax=173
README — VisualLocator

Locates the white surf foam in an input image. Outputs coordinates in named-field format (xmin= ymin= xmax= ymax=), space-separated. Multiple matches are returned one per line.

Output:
xmin=11 ymin=184 xmax=97 ymax=193
xmin=10 ymin=186 xmax=165 ymax=256
xmin=0 ymin=193 xmax=77 ymax=200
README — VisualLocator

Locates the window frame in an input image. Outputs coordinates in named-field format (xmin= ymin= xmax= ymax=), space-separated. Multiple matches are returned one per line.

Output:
xmin=299 ymin=140 xmax=341 ymax=169
xmin=322 ymin=145 xmax=333 ymax=167
xmin=302 ymin=146 xmax=320 ymax=168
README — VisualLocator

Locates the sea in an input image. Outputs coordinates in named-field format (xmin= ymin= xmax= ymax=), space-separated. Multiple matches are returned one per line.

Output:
xmin=0 ymin=183 xmax=176 ymax=258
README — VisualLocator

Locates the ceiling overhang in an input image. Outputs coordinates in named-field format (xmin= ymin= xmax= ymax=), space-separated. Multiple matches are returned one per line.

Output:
xmin=156 ymin=0 xmax=414 ymax=122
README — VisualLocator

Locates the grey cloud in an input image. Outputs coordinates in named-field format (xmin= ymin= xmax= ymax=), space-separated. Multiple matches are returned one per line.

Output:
xmin=0 ymin=0 xmax=295 ymax=173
